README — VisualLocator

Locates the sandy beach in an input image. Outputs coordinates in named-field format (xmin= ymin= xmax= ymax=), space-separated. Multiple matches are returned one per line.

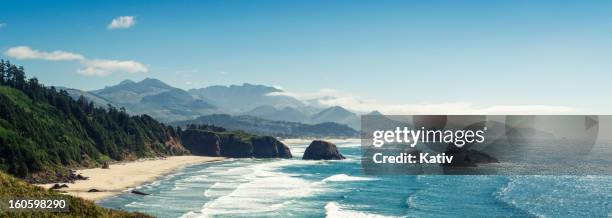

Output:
xmin=37 ymin=156 xmax=225 ymax=201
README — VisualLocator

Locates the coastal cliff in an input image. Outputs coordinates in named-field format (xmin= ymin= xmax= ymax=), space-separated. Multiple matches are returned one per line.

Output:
xmin=181 ymin=128 xmax=292 ymax=158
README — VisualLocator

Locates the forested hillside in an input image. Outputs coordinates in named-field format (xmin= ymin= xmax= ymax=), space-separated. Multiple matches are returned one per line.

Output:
xmin=0 ymin=60 xmax=188 ymax=182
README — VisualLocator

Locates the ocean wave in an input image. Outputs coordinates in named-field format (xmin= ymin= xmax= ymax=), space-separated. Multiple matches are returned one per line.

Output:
xmin=322 ymin=174 xmax=376 ymax=182
xmin=181 ymin=175 xmax=209 ymax=182
xmin=405 ymin=195 xmax=416 ymax=209
xmin=496 ymin=175 xmax=612 ymax=217
xmin=126 ymin=201 xmax=154 ymax=208
xmin=172 ymin=186 xmax=187 ymax=191
xmin=197 ymin=160 xmax=320 ymax=216
xmin=325 ymin=202 xmax=392 ymax=218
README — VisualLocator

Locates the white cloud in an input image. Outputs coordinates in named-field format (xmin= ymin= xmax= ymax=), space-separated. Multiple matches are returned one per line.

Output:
xmin=5 ymin=46 xmax=84 ymax=61
xmin=220 ymin=71 xmax=228 ymax=75
xmin=4 ymin=46 xmax=148 ymax=77
xmin=107 ymin=16 xmax=136 ymax=29
xmin=0 ymin=23 xmax=6 ymax=28
xmin=268 ymin=89 xmax=577 ymax=115
xmin=78 ymin=59 xmax=148 ymax=76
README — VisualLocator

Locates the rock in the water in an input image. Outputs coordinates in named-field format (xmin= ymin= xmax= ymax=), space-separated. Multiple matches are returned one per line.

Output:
xmin=303 ymin=140 xmax=345 ymax=160
xmin=181 ymin=129 xmax=221 ymax=156
xmin=131 ymin=190 xmax=150 ymax=196
xmin=88 ymin=188 xmax=100 ymax=192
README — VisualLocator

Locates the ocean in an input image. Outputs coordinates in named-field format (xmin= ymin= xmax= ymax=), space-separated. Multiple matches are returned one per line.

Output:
xmin=99 ymin=141 xmax=612 ymax=217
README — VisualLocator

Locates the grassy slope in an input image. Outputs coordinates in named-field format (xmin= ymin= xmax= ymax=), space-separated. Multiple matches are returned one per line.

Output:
xmin=0 ymin=172 xmax=151 ymax=218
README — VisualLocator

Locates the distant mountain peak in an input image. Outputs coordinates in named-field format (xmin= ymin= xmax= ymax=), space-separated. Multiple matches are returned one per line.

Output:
xmin=188 ymin=83 xmax=302 ymax=113
xmin=119 ymin=79 xmax=135 ymax=85
xmin=323 ymin=106 xmax=352 ymax=114
xmin=368 ymin=110 xmax=383 ymax=115
xmin=139 ymin=78 xmax=172 ymax=88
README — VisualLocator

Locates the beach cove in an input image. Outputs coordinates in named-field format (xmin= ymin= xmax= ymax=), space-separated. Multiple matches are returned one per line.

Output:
xmin=36 ymin=156 xmax=226 ymax=201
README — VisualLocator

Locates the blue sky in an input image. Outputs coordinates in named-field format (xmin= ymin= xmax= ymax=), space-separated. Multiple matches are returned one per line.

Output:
xmin=1 ymin=0 xmax=611 ymax=114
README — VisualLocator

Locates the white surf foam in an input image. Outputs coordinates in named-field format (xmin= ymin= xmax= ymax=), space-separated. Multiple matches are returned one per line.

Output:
xmin=322 ymin=174 xmax=376 ymax=182
xmin=325 ymin=202 xmax=392 ymax=218
xmin=196 ymin=159 xmax=321 ymax=216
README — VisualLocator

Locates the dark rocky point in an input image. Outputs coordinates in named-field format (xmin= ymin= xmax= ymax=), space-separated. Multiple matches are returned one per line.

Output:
xmin=50 ymin=183 xmax=68 ymax=190
xmin=102 ymin=162 xmax=110 ymax=169
xmin=181 ymin=129 xmax=292 ymax=158
xmin=88 ymin=188 xmax=100 ymax=192
xmin=252 ymin=136 xmax=292 ymax=158
xmin=302 ymin=140 xmax=345 ymax=160
xmin=181 ymin=129 xmax=221 ymax=156
xmin=131 ymin=190 xmax=150 ymax=195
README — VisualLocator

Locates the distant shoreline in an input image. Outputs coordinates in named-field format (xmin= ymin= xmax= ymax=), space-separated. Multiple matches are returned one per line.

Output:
xmin=36 ymin=156 xmax=226 ymax=201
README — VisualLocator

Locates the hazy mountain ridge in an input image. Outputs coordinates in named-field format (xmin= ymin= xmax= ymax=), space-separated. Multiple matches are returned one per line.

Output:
xmin=188 ymin=83 xmax=305 ymax=113
xmin=172 ymin=114 xmax=359 ymax=138
xmin=71 ymin=78 xmax=367 ymax=128
xmin=243 ymin=105 xmax=361 ymax=129
xmin=311 ymin=106 xmax=360 ymax=129
xmin=90 ymin=78 xmax=217 ymax=122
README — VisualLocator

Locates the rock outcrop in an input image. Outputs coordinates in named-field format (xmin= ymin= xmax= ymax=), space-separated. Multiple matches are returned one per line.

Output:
xmin=131 ymin=190 xmax=150 ymax=196
xmin=180 ymin=129 xmax=292 ymax=158
xmin=50 ymin=183 xmax=68 ymax=190
xmin=302 ymin=140 xmax=345 ymax=160
xmin=181 ymin=129 xmax=221 ymax=156
xmin=252 ymin=136 xmax=292 ymax=158
xmin=218 ymin=134 xmax=254 ymax=158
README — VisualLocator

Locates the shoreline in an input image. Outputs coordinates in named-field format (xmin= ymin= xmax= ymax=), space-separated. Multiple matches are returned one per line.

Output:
xmin=37 ymin=156 xmax=226 ymax=201
xmin=35 ymin=139 xmax=356 ymax=202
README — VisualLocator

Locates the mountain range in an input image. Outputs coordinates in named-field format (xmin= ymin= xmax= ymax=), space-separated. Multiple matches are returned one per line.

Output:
xmin=172 ymin=114 xmax=359 ymax=138
xmin=63 ymin=78 xmax=365 ymax=130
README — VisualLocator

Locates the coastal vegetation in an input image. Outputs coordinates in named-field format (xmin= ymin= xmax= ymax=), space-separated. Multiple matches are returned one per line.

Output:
xmin=0 ymin=60 xmax=188 ymax=182
xmin=0 ymin=172 xmax=150 ymax=217
xmin=0 ymin=60 xmax=300 ymax=182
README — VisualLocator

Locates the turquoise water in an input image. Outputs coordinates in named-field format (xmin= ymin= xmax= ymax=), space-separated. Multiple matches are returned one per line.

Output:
xmin=99 ymin=142 xmax=612 ymax=217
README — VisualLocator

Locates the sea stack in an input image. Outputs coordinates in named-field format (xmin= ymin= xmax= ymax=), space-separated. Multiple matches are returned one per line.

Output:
xmin=303 ymin=140 xmax=345 ymax=160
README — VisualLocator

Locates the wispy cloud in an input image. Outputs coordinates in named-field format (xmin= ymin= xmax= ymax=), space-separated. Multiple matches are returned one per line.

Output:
xmin=78 ymin=59 xmax=148 ymax=76
xmin=4 ymin=46 xmax=147 ymax=76
xmin=5 ymin=46 xmax=84 ymax=61
xmin=107 ymin=16 xmax=136 ymax=29
xmin=0 ymin=23 xmax=6 ymax=28
xmin=268 ymin=89 xmax=577 ymax=115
